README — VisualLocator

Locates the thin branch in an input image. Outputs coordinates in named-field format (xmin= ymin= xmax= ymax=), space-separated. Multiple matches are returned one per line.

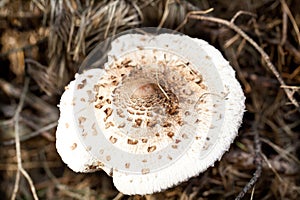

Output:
xmin=280 ymin=0 xmax=300 ymax=45
xmin=40 ymin=151 xmax=84 ymax=200
xmin=158 ymin=0 xmax=171 ymax=28
xmin=10 ymin=78 xmax=39 ymax=200
xmin=104 ymin=1 xmax=117 ymax=39
xmin=280 ymin=9 xmax=287 ymax=45
xmin=177 ymin=11 xmax=299 ymax=108
xmin=112 ymin=192 xmax=124 ymax=200
xmin=235 ymin=121 xmax=262 ymax=200
xmin=156 ymin=70 xmax=170 ymax=100
xmin=230 ymin=10 xmax=257 ymax=24
xmin=10 ymin=166 xmax=20 ymax=200
xmin=0 ymin=78 xmax=58 ymax=120
xmin=1 ymin=121 xmax=58 ymax=146
xmin=175 ymin=8 xmax=214 ymax=31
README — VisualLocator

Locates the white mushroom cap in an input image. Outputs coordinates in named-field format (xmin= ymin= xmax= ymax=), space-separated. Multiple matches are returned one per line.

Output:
xmin=56 ymin=68 xmax=110 ymax=173
xmin=56 ymin=28 xmax=245 ymax=195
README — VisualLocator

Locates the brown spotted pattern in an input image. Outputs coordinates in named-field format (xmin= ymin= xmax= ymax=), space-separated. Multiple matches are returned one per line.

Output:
xmin=85 ymin=49 xmax=212 ymax=174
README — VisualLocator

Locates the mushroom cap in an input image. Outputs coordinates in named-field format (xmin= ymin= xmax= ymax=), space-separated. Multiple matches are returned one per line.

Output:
xmin=56 ymin=28 xmax=245 ymax=195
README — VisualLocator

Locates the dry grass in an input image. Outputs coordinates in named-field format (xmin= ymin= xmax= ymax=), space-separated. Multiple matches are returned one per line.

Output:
xmin=0 ymin=0 xmax=299 ymax=199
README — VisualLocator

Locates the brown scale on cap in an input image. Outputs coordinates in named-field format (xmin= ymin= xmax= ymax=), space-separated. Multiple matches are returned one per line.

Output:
xmin=78 ymin=116 xmax=86 ymax=125
xmin=127 ymin=139 xmax=138 ymax=145
xmin=167 ymin=132 xmax=174 ymax=139
xmin=70 ymin=143 xmax=77 ymax=150
xmin=109 ymin=136 xmax=117 ymax=144
xmin=141 ymin=138 xmax=148 ymax=143
xmin=141 ymin=168 xmax=150 ymax=175
xmin=106 ymin=155 xmax=111 ymax=161
xmin=134 ymin=118 xmax=142 ymax=127
xmin=77 ymin=79 xmax=87 ymax=89
xmin=147 ymin=145 xmax=157 ymax=152
xmin=125 ymin=163 xmax=130 ymax=169
xmin=104 ymin=107 xmax=113 ymax=122
xmin=105 ymin=122 xmax=114 ymax=129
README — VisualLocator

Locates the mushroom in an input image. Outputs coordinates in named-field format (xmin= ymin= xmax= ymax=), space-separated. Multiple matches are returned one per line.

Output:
xmin=56 ymin=28 xmax=245 ymax=195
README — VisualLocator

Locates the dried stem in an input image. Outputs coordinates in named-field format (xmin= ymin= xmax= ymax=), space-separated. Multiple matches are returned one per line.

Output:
xmin=155 ymin=67 xmax=170 ymax=100
xmin=235 ymin=121 xmax=262 ymax=200
xmin=10 ymin=78 xmax=38 ymax=200
xmin=158 ymin=0 xmax=171 ymax=28
xmin=112 ymin=192 xmax=124 ymax=200
xmin=230 ymin=10 xmax=257 ymax=24
xmin=1 ymin=121 xmax=58 ymax=146
xmin=280 ymin=0 xmax=300 ymax=45
xmin=40 ymin=151 xmax=84 ymax=199
xmin=177 ymin=11 xmax=299 ymax=108
xmin=0 ymin=78 xmax=58 ymax=121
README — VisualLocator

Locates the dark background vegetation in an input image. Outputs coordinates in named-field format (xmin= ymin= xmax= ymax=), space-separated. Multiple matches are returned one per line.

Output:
xmin=0 ymin=0 xmax=299 ymax=199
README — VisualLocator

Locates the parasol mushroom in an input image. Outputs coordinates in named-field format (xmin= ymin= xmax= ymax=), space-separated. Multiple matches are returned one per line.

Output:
xmin=56 ymin=28 xmax=245 ymax=195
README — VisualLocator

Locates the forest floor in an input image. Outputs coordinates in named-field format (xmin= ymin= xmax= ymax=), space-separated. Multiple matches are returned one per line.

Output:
xmin=0 ymin=0 xmax=299 ymax=199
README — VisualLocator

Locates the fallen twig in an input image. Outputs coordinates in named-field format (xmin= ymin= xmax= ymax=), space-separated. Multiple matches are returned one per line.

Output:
xmin=1 ymin=121 xmax=58 ymax=146
xmin=0 ymin=78 xmax=58 ymax=122
xmin=280 ymin=0 xmax=300 ymax=45
xmin=11 ymin=78 xmax=38 ymax=200
xmin=235 ymin=120 xmax=262 ymax=200
xmin=40 ymin=150 xmax=84 ymax=200
xmin=176 ymin=10 xmax=299 ymax=108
